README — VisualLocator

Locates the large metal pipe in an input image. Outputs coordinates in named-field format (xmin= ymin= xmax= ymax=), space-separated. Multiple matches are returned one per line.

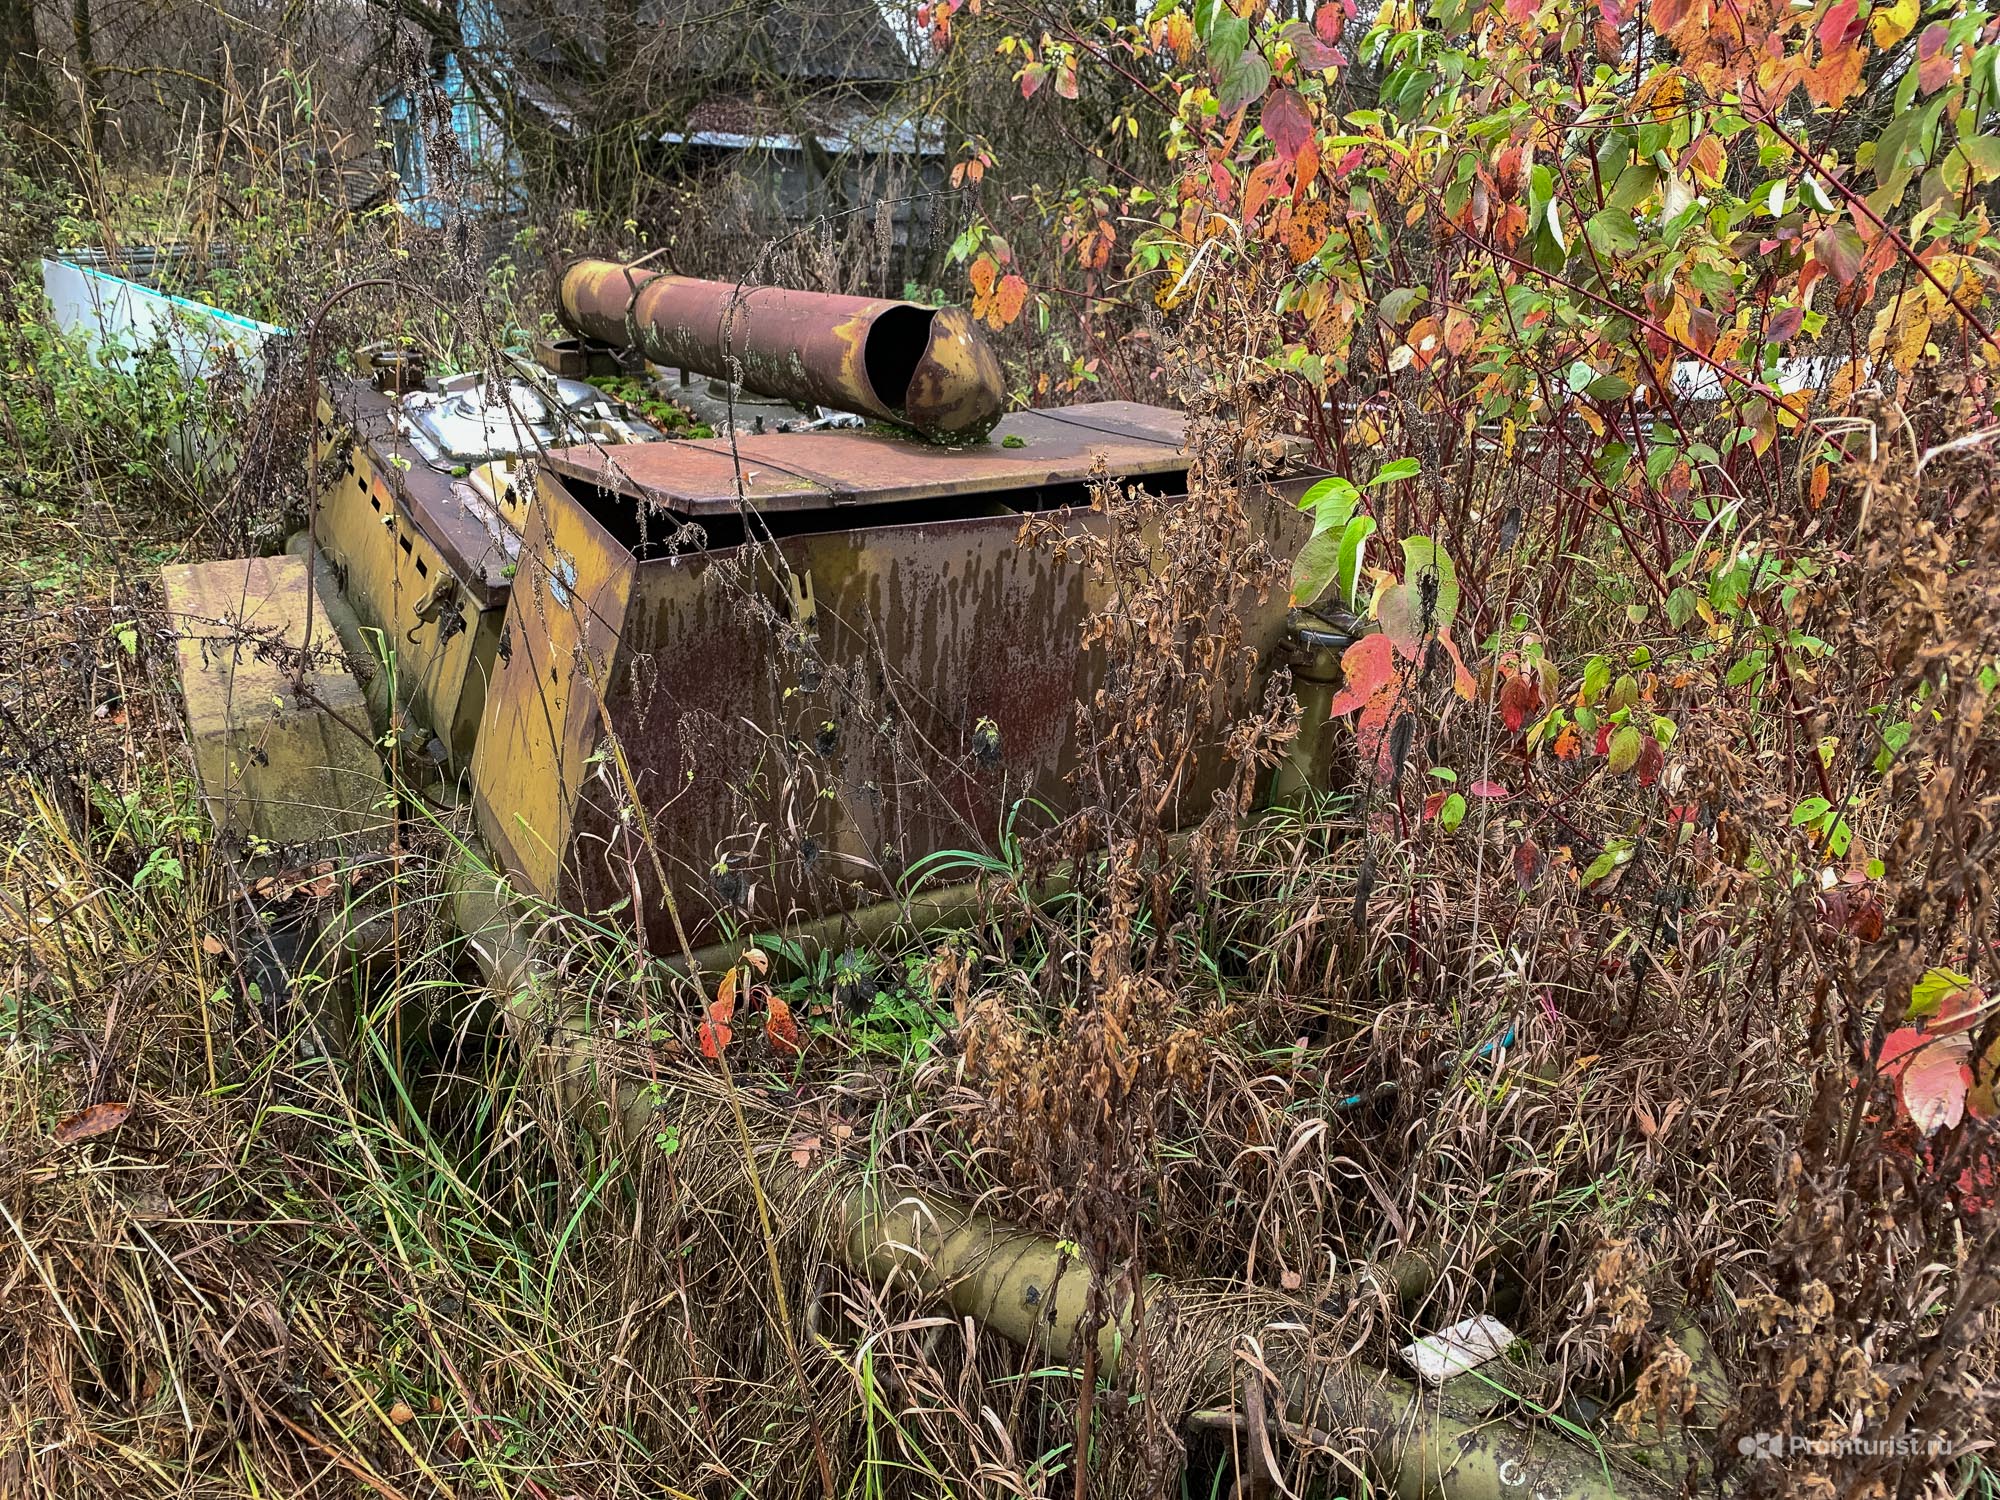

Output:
xmin=557 ymin=259 xmax=1006 ymax=442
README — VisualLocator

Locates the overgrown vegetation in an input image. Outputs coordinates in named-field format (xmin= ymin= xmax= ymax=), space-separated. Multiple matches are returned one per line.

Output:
xmin=5 ymin=0 xmax=2000 ymax=1495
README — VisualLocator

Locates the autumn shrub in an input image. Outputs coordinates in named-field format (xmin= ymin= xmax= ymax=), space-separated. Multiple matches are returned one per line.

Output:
xmin=899 ymin=0 xmax=2000 ymax=1491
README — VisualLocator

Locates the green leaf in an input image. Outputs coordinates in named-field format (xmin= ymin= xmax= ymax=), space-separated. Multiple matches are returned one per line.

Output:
xmin=1299 ymin=475 xmax=1361 ymax=522
xmin=1947 ymin=134 xmax=2000 ymax=189
xmin=1605 ymin=164 xmax=1659 ymax=212
xmin=1291 ymin=528 xmax=1343 ymax=607
xmin=1584 ymin=209 xmax=1640 ymax=257
xmin=1398 ymin=537 xmax=1460 ymax=627
xmin=1910 ymin=966 xmax=1974 ymax=1019
xmin=1206 ymin=8 xmax=1249 ymax=67
xmin=1336 ymin=515 xmax=1376 ymax=610
xmin=1581 ymin=656 xmax=1611 ymax=705
xmin=1790 ymin=796 xmax=1831 ymax=825
xmin=1372 ymin=457 xmax=1421 ymax=486
xmin=1529 ymin=163 xmax=1554 ymax=215
xmin=1377 ymin=286 xmax=1426 ymax=325
xmin=1439 ymin=792 xmax=1467 ymax=832
xmin=1607 ymin=724 xmax=1643 ymax=773
xmin=1582 ymin=839 xmax=1634 ymax=887
xmin=1587 ymin=372 xmax=1634 ymax=401
xmin=1218 ymin=50 xmax=1271 ymax=113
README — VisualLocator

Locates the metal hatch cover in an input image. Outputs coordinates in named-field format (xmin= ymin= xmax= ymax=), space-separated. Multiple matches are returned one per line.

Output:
xmin=539 ymin=401 xmax=1190 ymax=515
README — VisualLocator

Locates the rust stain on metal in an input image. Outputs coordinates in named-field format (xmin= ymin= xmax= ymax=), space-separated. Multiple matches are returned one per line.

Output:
xmin=544 ymin=402 xmax=1191 ymax=515
xmin=470 ymin=407 xmax=1314 ymax=943
xmin=556 ymin=259 xmax=1005 ymax=442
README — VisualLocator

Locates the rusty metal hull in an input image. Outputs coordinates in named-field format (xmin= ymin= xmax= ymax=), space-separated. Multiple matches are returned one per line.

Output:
xmin=557 ymin=259 xmax=1005 ymax=441
xmin=469 ymin=419 xmax=1312 ymax=945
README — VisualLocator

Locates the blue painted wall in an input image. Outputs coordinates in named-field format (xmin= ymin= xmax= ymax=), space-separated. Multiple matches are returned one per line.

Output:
xmin=381 ymin=0 xmax=522 ymax=223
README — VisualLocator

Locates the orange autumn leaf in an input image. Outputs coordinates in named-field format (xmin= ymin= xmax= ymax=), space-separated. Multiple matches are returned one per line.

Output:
xmin=53 ymin=1101 xmax=131 ymax=1146
xmin=1683 ymin=135 xmax=1727 ymax=190
xmin=1292 ymin=135 xmax=1321 ymax=201
xmin=969 ymin=255 xmax=998 ymax=299
xmin=1404 ymin=315 xmax=1443 ymax=371
xmin=712 ymin=966 xmax=740 ymax=1023
xmin=1285 ymin=201 xmax=1331 ymax=264
xmin=698 ymin=1018 xmax=734 ymax=1059
xmin=765 ymin=996 xmax=801 ymax=1056
xmin=1804 ymin=43 xmax=1865 ymax=108
xmin=992 ymin=273 xmax=1029 ymax=327
xmin=1242 ymin=158 xmax=1285 ymax=225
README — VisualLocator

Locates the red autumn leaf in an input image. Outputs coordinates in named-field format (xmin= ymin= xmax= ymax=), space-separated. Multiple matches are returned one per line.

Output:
xmin=1512 ymin=839 xmax=1544 ymax=888
xmin=1916 ymin=23 xmax=1953 ymax=93
xmin=1328 ymin=633 xmax=1407 ymax=774
xmin=1930 ymin=984 xmax=1987 ymax=1035
xmin=1468 ymin=779 xmax=1510 ymax=799
xmin=53 ymin=1101 xmax=132 ymax=1146
xmin=1505 ymin=0 xmax=1538 ymax=22
xmin=1313 ymin=0 xmax=1353 ymax=46
xmin=765 ymin=996 xmax=801 ymax=1056
xmin=698 ymin=1018 xmax=734 ymax=1059
xmin=1815 ymin=0 xmax=1860 ymax=53
xmin=1879 ymin=1026 xmax=1929 ymax=1072
xmin=1019 ymin=61 xmax=1046 ymax=99
xmin=1593 ymin=722 xmax=1613 ymax=756
xmin=1283 ymin=19 xmax=1341 ymax=68
xmin=1814 ymin=225 xmax=1864 ymax=286
xmin=1423 ymin=790 xmax=1448 ymax=821
xmin=1262 ymin=88 xmax=1313 ymax=163
xmin=1498 ymin=673 xmax=1539 ymax=732
xmin=1765 ymin=305 xmax=1805 ymax=344
xmin=1881 ymin=1022 xmax=1975 ymax=1135
xmin=1902 ymin=1041 xmax=1972 ymax=1134
xmin=1054 ymin=60 xmax=1079 ymax=100
xmin=1636 ymin=735 xmax=1665 ymax=787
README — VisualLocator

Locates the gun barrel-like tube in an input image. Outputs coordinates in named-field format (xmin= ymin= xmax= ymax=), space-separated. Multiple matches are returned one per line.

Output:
xmin=557 ymin=258 xmax=1006 ymax=441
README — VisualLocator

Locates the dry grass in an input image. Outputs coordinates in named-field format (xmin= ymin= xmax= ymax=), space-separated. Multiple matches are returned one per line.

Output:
xmin=6 ymin=101 xmax=2000 ymax=1500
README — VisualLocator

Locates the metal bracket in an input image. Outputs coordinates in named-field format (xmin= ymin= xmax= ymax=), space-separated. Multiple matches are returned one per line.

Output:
xmin=788 ymin=570 xmax=817 ymax=631
xmin=414 ymin=573 xmax=459 ymax=623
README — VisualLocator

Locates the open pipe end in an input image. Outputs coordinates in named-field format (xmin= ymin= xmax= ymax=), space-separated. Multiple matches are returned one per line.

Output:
xmin=893 ymin=306 xmax=1006 ymax=442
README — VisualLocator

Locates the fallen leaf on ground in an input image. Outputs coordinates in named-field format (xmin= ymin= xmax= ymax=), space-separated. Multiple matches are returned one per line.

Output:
xmin=54 ymin=1102 xmax=131 ymax=1145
